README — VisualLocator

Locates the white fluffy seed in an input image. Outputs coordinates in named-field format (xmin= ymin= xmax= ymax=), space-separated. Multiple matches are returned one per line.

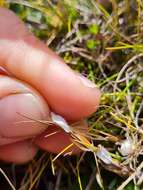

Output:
xmin=119 ymin=138 xmax=134 ymax=156
xmin=96 ymin=145 xmax=112 ymax=164
xmin=51 ymin=112 xmax=71 ymax=133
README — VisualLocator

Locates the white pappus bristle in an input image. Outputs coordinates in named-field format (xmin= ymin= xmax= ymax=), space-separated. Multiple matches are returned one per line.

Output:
xmin=96 ymin=145 xmax=112 ymax=164
xmin=51 ymin=112 xmax=71 ymax=133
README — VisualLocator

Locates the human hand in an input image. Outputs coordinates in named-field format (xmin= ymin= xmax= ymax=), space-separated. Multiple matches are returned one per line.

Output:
xmin=0 ymin=7 xmax=100 ymax=163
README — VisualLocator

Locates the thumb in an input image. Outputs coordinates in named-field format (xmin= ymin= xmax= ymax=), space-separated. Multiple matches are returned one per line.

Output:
xmin=0 ymin=75 xmax=50 ymax=140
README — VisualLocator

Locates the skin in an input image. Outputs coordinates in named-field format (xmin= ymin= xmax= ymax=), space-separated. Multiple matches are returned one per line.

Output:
xmin=0 ymin=7 xmax=101 ymax=163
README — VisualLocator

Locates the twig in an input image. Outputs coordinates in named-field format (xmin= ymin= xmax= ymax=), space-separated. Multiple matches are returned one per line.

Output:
xmin=117 ymin=161 xmax=143 ymax=190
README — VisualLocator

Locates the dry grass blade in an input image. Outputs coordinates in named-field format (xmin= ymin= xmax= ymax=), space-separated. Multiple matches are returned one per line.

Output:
xmin=93 ymin=151 xmax=105 ymax=190
xmin=52 ymin=143 xmax=74 ymax=162
xmin=55 ymin=169 xmax=62 ymax=190
xmin=0 ymin=168 xmax=16 ymax=190
xmin=77 ymin=164 xmax=83 ymax=190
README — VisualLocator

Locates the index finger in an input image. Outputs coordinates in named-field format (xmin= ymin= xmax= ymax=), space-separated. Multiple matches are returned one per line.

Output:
xmin=0 ymin=7 xmax=100 ymax=121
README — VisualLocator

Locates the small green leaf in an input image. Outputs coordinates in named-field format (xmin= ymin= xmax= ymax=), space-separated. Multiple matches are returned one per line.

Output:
xmin=86 ymin=39 xmax=99 ymax=50
xmin=89 ymin=24 xmax=99 ymax=34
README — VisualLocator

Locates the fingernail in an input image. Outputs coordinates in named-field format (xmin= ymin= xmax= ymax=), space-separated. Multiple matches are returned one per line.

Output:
xmin=0 ymin=93 xmax=49 ymax=138
xmin=78 ymin=74 xmax=97 ymax=88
